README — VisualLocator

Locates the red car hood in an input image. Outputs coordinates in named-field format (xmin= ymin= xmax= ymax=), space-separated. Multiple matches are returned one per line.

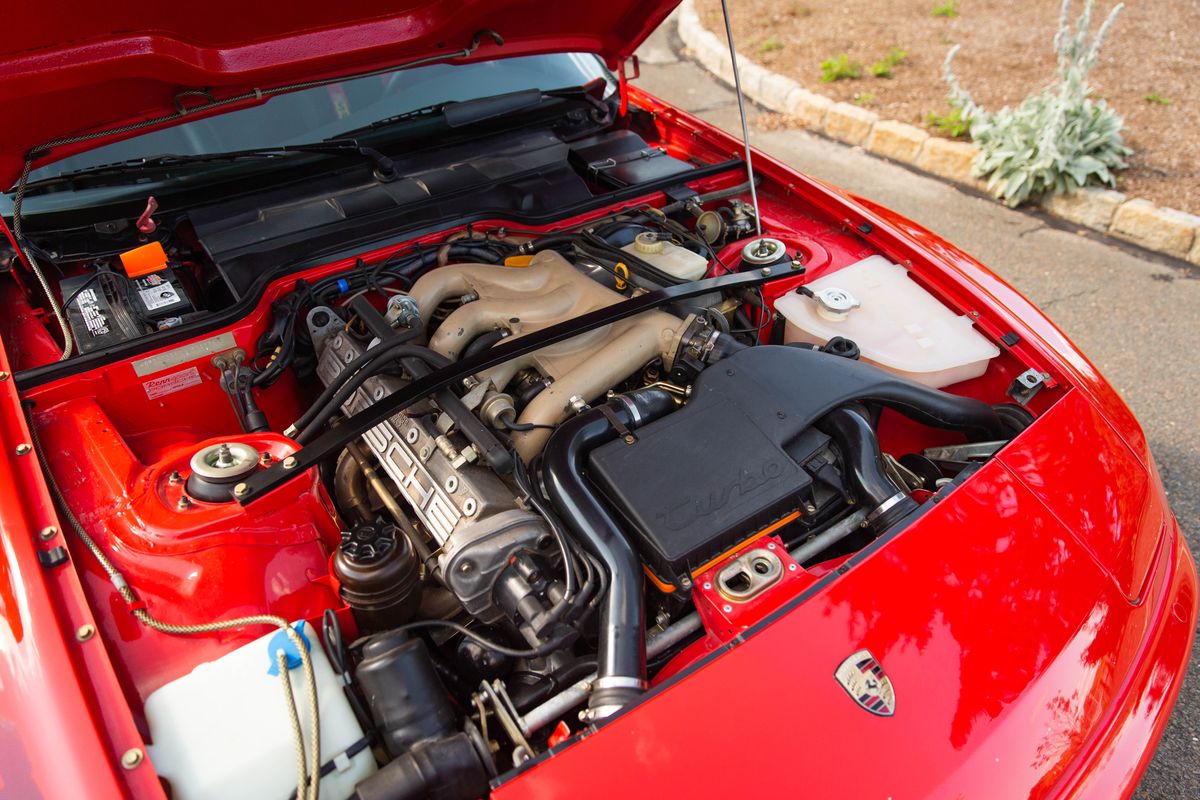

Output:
xmin=0 ymin=0 xmax=680 ymax=184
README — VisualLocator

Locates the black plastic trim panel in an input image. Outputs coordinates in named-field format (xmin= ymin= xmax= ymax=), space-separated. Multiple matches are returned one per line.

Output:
xmin=14 ymin=159 xmax=744 ymax=389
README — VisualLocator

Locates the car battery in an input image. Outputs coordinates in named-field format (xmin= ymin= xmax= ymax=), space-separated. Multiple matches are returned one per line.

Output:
xmin=62 ymin=267 xmax=194 ymax=353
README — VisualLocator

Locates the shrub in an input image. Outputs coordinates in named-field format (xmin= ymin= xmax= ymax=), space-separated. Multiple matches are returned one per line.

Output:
xmin=943 ymin=0 xmax=1130 ymax=206
xmin=820 ymin=53 xmax=862 ymax=83
xmin=1143 ymin=93 xmax=1172 ymax=106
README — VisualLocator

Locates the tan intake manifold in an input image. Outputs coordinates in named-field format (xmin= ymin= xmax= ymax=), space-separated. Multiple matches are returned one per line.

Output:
xmin=409 ymin=250 xmax=690 ymax=460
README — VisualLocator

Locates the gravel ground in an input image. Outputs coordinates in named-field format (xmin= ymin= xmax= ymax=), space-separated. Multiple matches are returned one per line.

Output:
xmin=696 ymin=0 xmax=1200 ymax=214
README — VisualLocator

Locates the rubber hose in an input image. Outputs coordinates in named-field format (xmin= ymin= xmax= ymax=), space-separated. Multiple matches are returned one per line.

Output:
xmin=541 ymin=387 xmax=677 ymax=717
xmin=819 ymin=404 xmax=919 ymax=533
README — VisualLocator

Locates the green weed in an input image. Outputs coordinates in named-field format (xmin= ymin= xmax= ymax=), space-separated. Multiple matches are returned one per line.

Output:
xmin=760 ymin=36 xmax=785 ymax=55
xmin=932 ymin=1 xmax=959 ymax=18
xmin=926 ymin=106 xmax=970 ymax=138
xmin=820 ymin=53 xmax=862 ymax=83
xmin=870 ymin=48 xmax=908 ymax=78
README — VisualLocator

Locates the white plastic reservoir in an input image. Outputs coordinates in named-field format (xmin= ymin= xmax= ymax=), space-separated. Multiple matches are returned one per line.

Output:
xmin=621 ymin=231 xmax=709 ymax=281
xmin=775 ymin=255 xmax=999 ymax=388
xmin=145 ymin=622 xmax=375 ymax=800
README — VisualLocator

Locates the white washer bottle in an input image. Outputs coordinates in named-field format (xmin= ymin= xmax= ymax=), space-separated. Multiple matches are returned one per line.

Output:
xmin=774 ymin=255 xmax=1000 ymax=388
xmin=144 ymin=621 xmax=376 ymax=800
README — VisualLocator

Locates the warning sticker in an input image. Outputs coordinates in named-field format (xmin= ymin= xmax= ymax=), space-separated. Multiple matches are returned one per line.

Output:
xmin=139 ymin=282 xmax=182 ymax=311
xmin=76 ymin=288 xmax=111 ymax=338
xmin=143 ymin=366 xmax=202 ymax=400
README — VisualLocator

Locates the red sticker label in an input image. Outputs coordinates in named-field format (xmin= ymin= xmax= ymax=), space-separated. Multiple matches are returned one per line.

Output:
xmin=143 ymin=366 xmax=202 ymax=400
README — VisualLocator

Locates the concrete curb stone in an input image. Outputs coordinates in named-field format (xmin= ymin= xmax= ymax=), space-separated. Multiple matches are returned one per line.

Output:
xmin=1109 ymin=201 xmax=1200 ymax=259
xmin=1041 ymin=188 xmax=1127 ymax=233
xmin=823 ymin=103 xmax=878 ymax=146
xmin=866 ymin=120 xmax=931 ymax=164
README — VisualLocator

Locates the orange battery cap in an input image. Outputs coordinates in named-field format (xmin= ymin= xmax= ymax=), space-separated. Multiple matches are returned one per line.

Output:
xmin=119 ymin=241 xmax=169 ymax=277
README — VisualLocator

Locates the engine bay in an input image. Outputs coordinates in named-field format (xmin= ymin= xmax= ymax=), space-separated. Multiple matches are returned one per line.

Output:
xmin=7 ymin=109 xmax=1065 ymax=799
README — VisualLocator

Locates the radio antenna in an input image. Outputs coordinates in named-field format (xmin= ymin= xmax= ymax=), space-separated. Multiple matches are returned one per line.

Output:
xmin=719 ymin=0 xmax=763 ymax=241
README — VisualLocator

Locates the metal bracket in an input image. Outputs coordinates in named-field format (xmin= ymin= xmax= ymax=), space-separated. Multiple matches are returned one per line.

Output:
xmin=1007 ymin=368 xmax=1049 ymax=406
xmin=37 ymin=546 xmax=70 ymax=568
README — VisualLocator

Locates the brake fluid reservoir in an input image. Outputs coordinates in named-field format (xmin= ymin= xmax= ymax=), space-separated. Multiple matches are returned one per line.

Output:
xmin=774 ymin=255 xmax=999 ymax=388
xmin=621 ymin=231 xmax=709 ymax=281
xmin=144 ymin=621 xmax=375 ymax=800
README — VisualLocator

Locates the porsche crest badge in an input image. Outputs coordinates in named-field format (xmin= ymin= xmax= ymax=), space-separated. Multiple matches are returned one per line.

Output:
xmin=834 ymin=649 xmax=895 ymax=717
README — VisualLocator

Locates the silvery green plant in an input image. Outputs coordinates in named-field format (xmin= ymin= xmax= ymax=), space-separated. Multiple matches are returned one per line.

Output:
xmin=943 ymin=0 xmax=1130 ymax=206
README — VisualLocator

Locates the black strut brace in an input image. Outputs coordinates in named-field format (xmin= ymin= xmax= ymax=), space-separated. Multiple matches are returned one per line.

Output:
xmin=236 ymin=268 xmax=796 ymax=504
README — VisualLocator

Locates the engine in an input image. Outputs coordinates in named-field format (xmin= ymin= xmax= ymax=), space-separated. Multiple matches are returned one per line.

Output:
xmin=25 ymin=202 xmax=1024 ymax=800
xmin=292 ymin=231 xmax=1011 ymax=749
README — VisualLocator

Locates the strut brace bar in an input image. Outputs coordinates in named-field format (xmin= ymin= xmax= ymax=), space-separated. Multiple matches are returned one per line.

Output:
xmin=236 ymin=267 xmax=796 ymax=504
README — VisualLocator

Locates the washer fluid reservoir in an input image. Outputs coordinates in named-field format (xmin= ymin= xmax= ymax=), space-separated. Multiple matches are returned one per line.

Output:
xmin=144 ymin=621 xmax=375 ymax=800
xmin=774 ymin=255 xmax=1000 ymax=388
xmin=621 ymin=231 xmax=709 ymax=282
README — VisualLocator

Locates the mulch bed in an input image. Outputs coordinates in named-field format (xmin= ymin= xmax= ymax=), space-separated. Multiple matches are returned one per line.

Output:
xmin=697 ymin=0 xmax=1199 ymax=214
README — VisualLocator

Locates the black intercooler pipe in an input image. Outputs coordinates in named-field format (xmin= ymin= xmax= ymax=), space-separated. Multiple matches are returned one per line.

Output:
xmin=820 ymin=404 xmax=919 ymax=533
xmin=541 ymin=386 xmax=677 ymax=718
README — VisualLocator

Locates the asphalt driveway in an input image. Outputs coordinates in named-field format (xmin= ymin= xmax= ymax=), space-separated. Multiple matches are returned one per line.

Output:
xmin=636 ymin=18 xmax=1199 ymax=799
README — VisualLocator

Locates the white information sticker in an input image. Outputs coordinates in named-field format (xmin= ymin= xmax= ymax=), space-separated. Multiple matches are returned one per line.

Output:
xmin=139 ymin=283 xmax=181 ymax=311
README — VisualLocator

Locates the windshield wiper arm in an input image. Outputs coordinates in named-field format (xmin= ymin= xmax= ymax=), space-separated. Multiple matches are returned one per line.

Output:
xmin=26 ymin=139 xmax=396 ymax=188
xmin=333 ymin=88 xmax=546 ymax=141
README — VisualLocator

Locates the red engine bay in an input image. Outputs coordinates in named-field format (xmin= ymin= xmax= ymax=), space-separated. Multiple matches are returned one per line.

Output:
xmin=1 ymin=86 xmax=1091 ymax=800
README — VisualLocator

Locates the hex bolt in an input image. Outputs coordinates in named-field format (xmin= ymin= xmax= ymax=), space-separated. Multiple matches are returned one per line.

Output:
xmin=0 ymin=371 xmax=9 ymax=381
xmin=76 ymin=624 xmax=96 ymax=641
xmin=177 ymin=496 xmax=193 ymax=510
xmin=259 ymin=452 xmax=274 ymax=467
xmin=233 ymin=483 xmax=249 ymax=498
xmin=167 ymin=471 xmax=183 ymax=485
xmin=120 ymin=748 xmax=144 ymax=770
xmin=459 ymin=561 xmax=474 ymax=574
xmin=282 ymin=456 xmax=298 ymax=470
xmin=760 ymin=267 xmax=772 ymax=276
xmin=39 ymin=526 xmax=58 ymax=541
xmin=15 ymin=443 xmax=31 ymax=456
